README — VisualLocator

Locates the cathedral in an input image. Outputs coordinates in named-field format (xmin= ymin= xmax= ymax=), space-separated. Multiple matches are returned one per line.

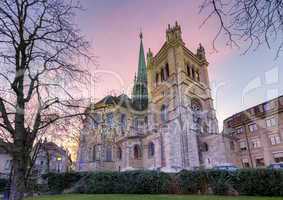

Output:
xmin=76 ymin=22 xmax=228 ymax=172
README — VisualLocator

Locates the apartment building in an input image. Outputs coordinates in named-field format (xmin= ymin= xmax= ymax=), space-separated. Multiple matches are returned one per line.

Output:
xmin=223 ymin=96 xmax=283 ymax=168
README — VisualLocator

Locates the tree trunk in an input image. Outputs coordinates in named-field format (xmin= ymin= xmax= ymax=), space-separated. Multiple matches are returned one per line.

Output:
xmin=9 ymin=154 xmax=27 ymax=200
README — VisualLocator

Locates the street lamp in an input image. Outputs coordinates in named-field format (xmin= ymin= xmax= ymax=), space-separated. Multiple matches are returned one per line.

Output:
xmin=56 ymin=156 xmax=62 ymax=173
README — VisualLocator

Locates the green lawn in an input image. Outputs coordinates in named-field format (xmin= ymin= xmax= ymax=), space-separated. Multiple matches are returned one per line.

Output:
xmin=25 ymin=194 xmax=283 ymax=200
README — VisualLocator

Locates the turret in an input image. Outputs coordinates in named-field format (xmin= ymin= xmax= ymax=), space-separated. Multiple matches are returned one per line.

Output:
xmin=166 ymin=21 xmax=182 ymax=43
xmin=196 ymin=43 xmax=206 ymax=61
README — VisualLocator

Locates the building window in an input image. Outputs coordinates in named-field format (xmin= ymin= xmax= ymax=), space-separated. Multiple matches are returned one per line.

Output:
xmin=161 ymin=68 xmax=164 ymax=82
xmin=191 ymin=99 xmax=202 ymax=112
xmin=187 ymin=65 xmax=191 ymax=77
xmin=274 ymin=153 xmax=283 ymax=163
xmin=195 ymin=71 xmax=200 ymax=81
xmin=192 ymin=67 xmax=195 ymax=80
xmin=106 ymin=113 xmax=114 ymax=128
xmin=165 ymin=63 xmax=169 ymax=79
xmin=270 ymin=134 xmax=281 ymax=145
xmin=93 ymin=145 xmax=101 ymax=161
xmin=120 ymin=113 xmax=127 ymax=131
xmin=4 ymin=160 xmax=12 ymax=170
xmin=230 ymin=141 xmax=235 ymax=151
xmin=117 ymin=147 xmax=122 ymax=160
xmin=255 ymin=158 xmax=265 ymax=167
xmin=144 ymin=116 xmax=148 ymax=128
xmin=236 ymin=127 xmax=244 ymax=134
xmin=251 ymin=138 xmax=261 ymax=148
xmin=155 ymin=73 xmax=159 ymax=86
xmin=148 ymin=142 xmax=155 ymax=158
xmin=240 ymin=141 xmax=247 ymax=151
xmin=242 ymin=159 xmax=250 ymax=168
xmin=266 ymin=118 xmax=277 ymax=128
xmin=105 ymin=146 xmax=112 ymax=162
xmin=202 ymin=143 xmax=209 ymax=152
xmin=263 ymin=102 xmax=274 ymax=111
xmin=161 ymin=105 xmax=168 ymax=123
xmin=133 ymin=145 xmax=142 ymax=160
xmin=248 ymin=123 xmax=257 ymax=132
xmin=133 ymin=117 xmax=139 ymax=130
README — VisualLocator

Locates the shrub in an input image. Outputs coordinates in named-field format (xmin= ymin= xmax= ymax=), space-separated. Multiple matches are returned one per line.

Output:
xmin=233 ymin=169 xmax=283 ymax=196
xmin=43 ymin=172 xmax=85 ymax=193
xmin=76 ymin=170 xmax=172 ymax=194
xmin=44 ymin=169 xmax=283 ymax=196
xmin=177 ymin=170 xmax=208 ymax=194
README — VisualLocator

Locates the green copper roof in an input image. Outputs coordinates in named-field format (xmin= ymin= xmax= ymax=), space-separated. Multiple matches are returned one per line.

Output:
xmin=137 ymin=32 xmax=147 ymax=82
xmin=132 ymin=32 xmax=148 ymax=111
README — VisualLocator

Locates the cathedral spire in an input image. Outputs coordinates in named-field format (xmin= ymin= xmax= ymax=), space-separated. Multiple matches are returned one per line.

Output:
xmin=132 ymin=31 xmax=148 ymax=111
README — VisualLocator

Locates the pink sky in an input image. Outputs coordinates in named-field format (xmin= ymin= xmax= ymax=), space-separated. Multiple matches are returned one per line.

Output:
xmin=76 ymin=0 xmax=283 ymax=131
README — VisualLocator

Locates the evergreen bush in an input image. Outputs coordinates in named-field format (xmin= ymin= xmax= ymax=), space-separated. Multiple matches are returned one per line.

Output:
xmin=43 ymin=169 xmax=283 ymax=196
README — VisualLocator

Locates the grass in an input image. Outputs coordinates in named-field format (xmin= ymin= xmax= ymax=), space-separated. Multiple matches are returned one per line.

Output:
xmin=25 ymin=194 xmax=283 ymax=200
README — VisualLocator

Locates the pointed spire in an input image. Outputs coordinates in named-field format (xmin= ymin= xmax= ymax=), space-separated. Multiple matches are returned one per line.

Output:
xmin=132 ymin=31 xmax=148 ymax=111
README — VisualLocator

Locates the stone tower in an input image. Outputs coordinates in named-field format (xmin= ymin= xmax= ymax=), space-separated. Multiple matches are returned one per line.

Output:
xmin=147 ymin=21 xmax=221 ymax=171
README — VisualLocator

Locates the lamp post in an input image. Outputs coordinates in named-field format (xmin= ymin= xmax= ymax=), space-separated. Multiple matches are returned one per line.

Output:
xmin=56 ymin=156 xmax=62 ymax=173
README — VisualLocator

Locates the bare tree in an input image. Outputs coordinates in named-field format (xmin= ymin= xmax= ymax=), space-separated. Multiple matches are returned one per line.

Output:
xmin=0 ymin=0 xmax=92 ymax=199
xmin=200 ymin=0 xmax=283 ymax=58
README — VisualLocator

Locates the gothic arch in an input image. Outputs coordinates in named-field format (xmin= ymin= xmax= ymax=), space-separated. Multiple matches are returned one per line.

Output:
xmin=117 ymin=147 xmax=122 ymax=160
xmin=148 ymin=142 xmax=155 ymax=158
xmin=191 ymin=98 xmax=202 ymax=112
xmin=133 ymin=144 xmax=142 ymax=160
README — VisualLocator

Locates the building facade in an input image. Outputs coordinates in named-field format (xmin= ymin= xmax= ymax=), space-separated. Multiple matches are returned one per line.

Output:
xmin=76 ymin=22 xmax=228 ymax=173
xmin=223 ymin=96 xmax=283 ymax=168
xmin=35 ymin=140 xmax=72 ymax=176
xmin=0 ymin=139 xmax=71 ymax=179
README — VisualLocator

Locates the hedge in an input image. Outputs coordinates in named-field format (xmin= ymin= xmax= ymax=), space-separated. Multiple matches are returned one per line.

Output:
xmin=43 ymin=169 xmax=283 ymax=196
xmin=177 ymin=169 xmax=283 ymax=196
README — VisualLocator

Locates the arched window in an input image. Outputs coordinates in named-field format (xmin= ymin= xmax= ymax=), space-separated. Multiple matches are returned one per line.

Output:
xmin=161 ymin=69 xmax=164 ymax=82
xmin=105 ymin=145 xmax=112 ymax=161
xmin=106 ymin=113 xmax=114 ymax=128
xmin=192 ymin=67 xmax=195 ymax=80
xmin=93 ymin=145 xmax=101 ymax=161
xmin=195 ymin=71 xmax=200 ymax=81
xmin=144 ymin=116 xmax=148 ymax=128
xmin=133 ymin=117 xmax=139 ymax=130
xmin=161 ymin=105 xmax=168 ymax=123
xmin=155 ymin=73 xmax=159 ymax=86
xmin=202 ymin=143 xmax=209 ymax=152
xmin=191 ymin=99 xmax=202 ymax=112
xmin=120 ymin=113 xmax=127 ymax=132
xmin=165 ymin=63 xmax=170 ymax=78
xmin=187 ymin=65 xmax=191 ymax=77
xmin=133 ymin=145 xmax=142 ymax=160
xmin=117 ymin=147 xmax=122 ymax=160
xmin=148 ymin=142 xmax=155 ymax=158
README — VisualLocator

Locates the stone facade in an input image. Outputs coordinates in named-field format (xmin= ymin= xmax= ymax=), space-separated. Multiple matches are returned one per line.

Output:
xmin=76 ymin=22 xmax=227 ymax=173
xmin=223 ymin=96 xmax=283 ymax=168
